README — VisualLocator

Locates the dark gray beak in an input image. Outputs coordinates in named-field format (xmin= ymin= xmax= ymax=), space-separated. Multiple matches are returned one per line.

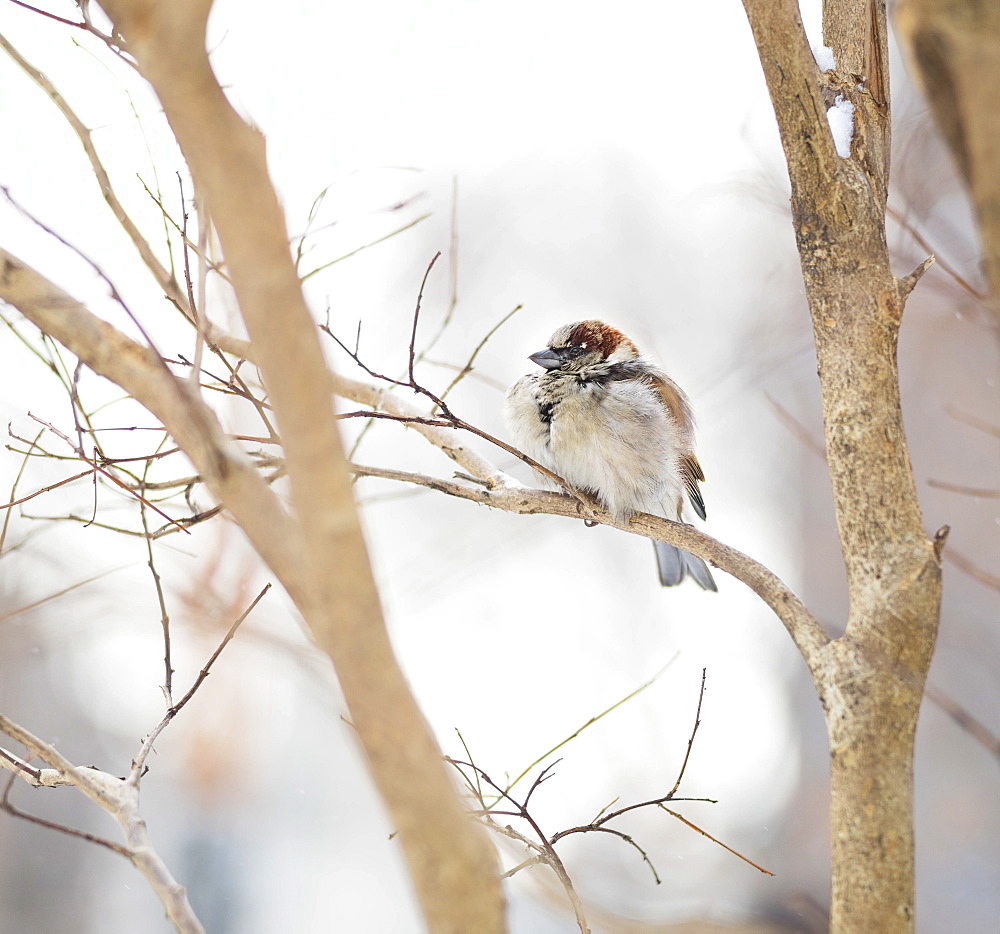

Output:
xmin=529 ymin=348 xmax=562 ymax=370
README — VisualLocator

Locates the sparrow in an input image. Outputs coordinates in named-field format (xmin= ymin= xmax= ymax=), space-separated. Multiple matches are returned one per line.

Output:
xmin=504 ymin=320 xmax=717 ymax=590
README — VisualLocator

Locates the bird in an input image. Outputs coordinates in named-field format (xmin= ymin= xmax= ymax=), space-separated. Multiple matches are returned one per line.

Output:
xmin=504 ymin=319 xmax=717 ymax=590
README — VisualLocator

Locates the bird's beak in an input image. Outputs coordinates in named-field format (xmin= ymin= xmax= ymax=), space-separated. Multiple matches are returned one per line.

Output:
xmin=528 ymin=348 xmax=562 ymax=370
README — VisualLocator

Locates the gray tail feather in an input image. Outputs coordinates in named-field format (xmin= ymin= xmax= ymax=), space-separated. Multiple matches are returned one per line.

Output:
xmin=653 ymin=540 xmax=718 ymax=591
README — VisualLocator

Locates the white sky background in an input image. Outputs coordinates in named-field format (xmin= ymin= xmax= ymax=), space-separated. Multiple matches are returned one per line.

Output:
xmin=0 ymin=1 xmax=870 ymax=932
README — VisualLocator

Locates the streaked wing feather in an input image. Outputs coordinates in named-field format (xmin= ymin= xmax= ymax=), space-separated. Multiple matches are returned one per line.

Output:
xmin=648 ymin=375 xmax=707 ymax=520
xmin=682 ymin=454 xmax=707 ymax=520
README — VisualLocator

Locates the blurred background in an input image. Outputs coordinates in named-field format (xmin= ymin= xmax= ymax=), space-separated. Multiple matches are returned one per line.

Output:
xmin=0 ymin=1 xmax=996 ymax=931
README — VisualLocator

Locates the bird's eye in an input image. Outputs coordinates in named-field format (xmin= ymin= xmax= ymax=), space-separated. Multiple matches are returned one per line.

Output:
xmin=566 ymin=345 xmax=586 ymax=358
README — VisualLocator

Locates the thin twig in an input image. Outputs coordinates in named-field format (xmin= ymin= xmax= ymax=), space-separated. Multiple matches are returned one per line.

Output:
xmin=658 ymin=805 xmax=775 ymax=876
xmin=765 ymin=392 xmax=826 ymax=459
xmin=415 ymin=176 xmax=461 ymax=361
xmin=0 ymin=566 xmax=128 ymax=625
xmin=927 ymin=479 xmax=1000 ymax=498
xmin=501 ymin=655 xmax=679 ymax=797
xmin=446 ymin=757 xmax=591 ymax=934
xmin=407 ymin=252 xmax=441 ymax=386
xmin=945 ymin=406 xmax=1000 ymax=440
xmin=27 ymin=413 xmax=190 ymax=534
xmin=666 ymin=668 xmax=707 ymax=798
xmin=336 ymin=410 xmax=452 ymax=427
xmin=193 ymin=190 xmax=210 ymax=387
xmin=3 ymin=1 xmax=136 ymax=65
xmin=170 ymin=583 xmax=271 ymax=717
xmin=439 ymin=304 xmax=523 ymax=401
xmin=0 ymin=713 xmax=205 ymax=931
xmin=1 ymin=771 xmax=130 ymax=857
xmin=324 ymin=293 xmax=579 ymax=496
xmin=139 ymin=439 xmax=174 ymax=705
xmin=130 ymin=583 xmax=270 ymax=778
xmin=945 ymin=548 xmax=1000 ymax=592
xmin=2 ymin=187 xmax=173 ymax=377
xmin=0 ymin=428 xmax=44 ymax=553
xmin=300 ymin=213 xmax=431 ymax=282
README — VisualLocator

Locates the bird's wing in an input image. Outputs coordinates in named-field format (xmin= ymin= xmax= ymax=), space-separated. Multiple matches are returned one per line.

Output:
xmin=647 ymin=374 xmax=707 ymax=521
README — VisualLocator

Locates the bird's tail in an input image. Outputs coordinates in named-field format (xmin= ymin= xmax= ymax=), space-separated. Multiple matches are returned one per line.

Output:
xmin=652 ymin=540 xmax=718 ymax=591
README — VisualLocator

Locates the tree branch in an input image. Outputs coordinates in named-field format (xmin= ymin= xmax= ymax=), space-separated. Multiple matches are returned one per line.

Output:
xmin=741 ymin=1 xmax=944 ymax=929
xmin=350 ymin=462 xmax=830 ymax=675
xmin=0 ymin=714 xmax=204 ymax=933
xmin=21 ymin=1 xmax=507 ymax=927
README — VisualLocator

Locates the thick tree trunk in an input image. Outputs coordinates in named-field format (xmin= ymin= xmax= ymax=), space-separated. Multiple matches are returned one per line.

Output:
xmin=823 ymin=641 xmax=930 ymax=930
xmin=742 ymin=1 xmax=943 ymax=929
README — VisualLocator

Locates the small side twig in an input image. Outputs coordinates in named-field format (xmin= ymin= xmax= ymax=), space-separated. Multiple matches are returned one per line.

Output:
xmin=946 ymin=548 xmax=1000 ymax=592
xmin=130 ymin=583 xmax=271 ymax=778
xmin=888 ymin=205 xmax=985 ymax=300
xmin=446 ymin=755 xmax=591 ymax=934
xmin=4 ymin=0 xmax=136 ymax=64
xmin=323 ymin=255 xmax=584 ymax=502
xmin=656 ymin=805 xmax=775 ymax=876
xmin=545 ymin=672 xmax=771 ymax=877
xmin=169 ymin=583 xmax=271 ymax=718
xmin=500 ymin=655 xmax=679 ymax=799
xmin=139 ymin=438 xmax=174 ymax=705
xmin=0 ymin=428 xmax=45 ymax=554
xmin=439 ymin=304 xmax=523 ymax=401
xmin=1 ymin=770 xmax=130 ymax=856
xmin=666 ymin=667 xmax=707 ymax=798
xmin=27 ymin=413 xmax=191 ymax=535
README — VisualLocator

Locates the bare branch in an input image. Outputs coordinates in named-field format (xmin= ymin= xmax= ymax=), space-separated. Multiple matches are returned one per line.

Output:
xmin=324 ymin=324 xmax=573 ymax=493
xmin=27 ymin=412 xmax=189 ymax=534
xmin=0 ymin=714 xmax=205 ymax=932
xmin=0 ymin=428 xmax=48 ymax=553
xmin=139 ymin=446 xmax=174 ymax=704
xmin=666 ymin=668 xmax=707 ymax=799
xmin=350 ymin=461 xmax=831 ymax=675
xmin=3 ymin=0 xmax=135 ymax=63
xmin=927 ymin=479 xmax=1000 ymax=498
xmin=657 ymin=806 xmax=775 ymax=876
xmin=945 ymin=548 xmax=1000 ymax=592
xmin=1 ymin=770 xmax=130 ymax=856
xmin=169 ymin=583 xmax=271 ymax=717
xmin=130 ymin=583 xmax=270 ymax=778
xmin=0 ymin=567 xmax=128 ymax=625
xmin=888 ymin=205 xmax=983 ymax=298
xmin=77 ymin=2 xmax=505 ymax=926
xmin=446 ymin=756 xmax=591 ymax=934
xmin=439 ymin=303 xmax=523 ymax=401
xmin=0 ymin=30 xmax=250 ymax=357
xmin=742 ymin=0 xmax=944 ymax=927
xmin=299 ymin=212 xmax=431 ymax=282
xmin=0 ymin=249 xmax=306 ymax=596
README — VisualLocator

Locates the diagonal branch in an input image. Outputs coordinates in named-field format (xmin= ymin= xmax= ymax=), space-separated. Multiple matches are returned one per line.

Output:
xmin=0 ymin=30 xmax=250 ymax=359
xmin=349 ymin=461 xmax=830 ymax=676
xmin=38 ymin=2 xmax=507 ymax=929
xmin=0 ymin=248 xmax=308 ymax=602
